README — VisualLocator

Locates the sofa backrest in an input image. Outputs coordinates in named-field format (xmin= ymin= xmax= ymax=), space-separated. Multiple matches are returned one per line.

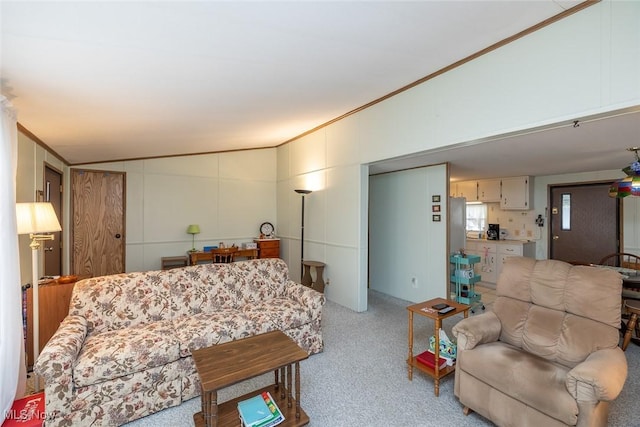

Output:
xmin=493 ymin=257 xmax=622 ymax=368
xmin=169 ymin=258 xmax=291 ymax=318
xmin=69 ymin=270 xmax=173 ymax=337
xmin=69 ymin=258 xmax=293 ymax=334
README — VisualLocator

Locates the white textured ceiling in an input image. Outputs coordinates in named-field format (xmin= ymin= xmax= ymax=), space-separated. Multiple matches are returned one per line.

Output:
xmin=2 ymin=0 xmax=636 ymax=181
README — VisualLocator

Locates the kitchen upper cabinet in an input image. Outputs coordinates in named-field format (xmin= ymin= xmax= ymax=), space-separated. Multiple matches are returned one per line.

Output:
xmin=455 ymin=180 xmax=478 ymax=201
xmin=478 ymin=179 xmax=501 ymax=202
xmin=501 ymin=176 xmax=533 ymax=210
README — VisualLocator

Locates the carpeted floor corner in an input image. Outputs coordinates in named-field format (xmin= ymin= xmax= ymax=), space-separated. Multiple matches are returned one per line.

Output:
xmin=125 ymin=289 xmax=640 ymax=427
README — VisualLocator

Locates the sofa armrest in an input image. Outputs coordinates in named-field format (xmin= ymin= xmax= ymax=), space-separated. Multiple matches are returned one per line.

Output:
xmin=452 ymin=311 xmax=501 ymax=350
xmin=566 ymin=347 xmax=628 ymax=402
xmin=283 ymin=280 xmax=325 ymax=312
xmin=34 ymin=315 xmax=87 ymax=383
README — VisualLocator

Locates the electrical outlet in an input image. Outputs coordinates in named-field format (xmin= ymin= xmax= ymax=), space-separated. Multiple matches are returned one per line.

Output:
xmin=411 ymin=277 xmax=418 ymax=288
xmin=514 ymin=229 xmax=521 ymax=237
xmin=325 ymin=278 xmax=330 ymax=286
xmin=526 ymin=229 xmax=533 ymax=238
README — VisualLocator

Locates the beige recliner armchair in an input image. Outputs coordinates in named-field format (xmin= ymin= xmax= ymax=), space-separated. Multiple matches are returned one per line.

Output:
xmin=452 ymin=257 xmax=627 ymax=427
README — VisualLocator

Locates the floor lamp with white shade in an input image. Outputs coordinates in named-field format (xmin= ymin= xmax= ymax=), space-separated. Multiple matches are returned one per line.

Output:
xmin=16 ymin=202 xmax=62 ymax=392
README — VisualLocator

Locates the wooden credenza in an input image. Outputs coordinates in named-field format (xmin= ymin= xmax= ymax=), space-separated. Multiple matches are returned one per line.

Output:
xmin=25 ymin=277 xmax=81 ymax=368
xmin=254 ymin=239 xmax=280 ymax=258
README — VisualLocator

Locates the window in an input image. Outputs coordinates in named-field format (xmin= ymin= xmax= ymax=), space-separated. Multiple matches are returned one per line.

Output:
xmin=466 ymin=203 xmax=487 ymax=232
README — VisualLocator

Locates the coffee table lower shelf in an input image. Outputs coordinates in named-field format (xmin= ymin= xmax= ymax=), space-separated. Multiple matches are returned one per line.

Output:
xmin=193 ymin=383 xmax=309 ymax=427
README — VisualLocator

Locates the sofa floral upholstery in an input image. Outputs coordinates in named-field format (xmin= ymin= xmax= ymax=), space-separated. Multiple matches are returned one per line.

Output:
xmin=34 ymin=258 xmax=325 ymax=426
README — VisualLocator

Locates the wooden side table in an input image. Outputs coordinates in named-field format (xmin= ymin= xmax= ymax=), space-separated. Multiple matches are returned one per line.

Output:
xmin=192 ymin=330 xmax=309 ymax=427
xmin=406 ymin=298 xmax=469 ymax=396
xmin=161 ymin=256 xmax=188 ymax=270
xmin=25 ymin=276 xmax=86 ymax=368
xmin=301 ymin=261 xmax=326 ymax=293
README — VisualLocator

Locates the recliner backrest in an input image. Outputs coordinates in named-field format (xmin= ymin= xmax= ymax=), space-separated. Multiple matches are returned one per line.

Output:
xmin=492 ymin=257 xmax=622 ymax=368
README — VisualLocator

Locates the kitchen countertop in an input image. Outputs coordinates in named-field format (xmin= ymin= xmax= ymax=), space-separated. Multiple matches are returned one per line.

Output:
xmin=467 ymin=238 xmax=534 ymax=244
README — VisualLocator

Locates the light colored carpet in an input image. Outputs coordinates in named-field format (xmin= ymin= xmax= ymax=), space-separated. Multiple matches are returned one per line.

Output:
xmin=124 ymin=290 xmax=639 ymax=427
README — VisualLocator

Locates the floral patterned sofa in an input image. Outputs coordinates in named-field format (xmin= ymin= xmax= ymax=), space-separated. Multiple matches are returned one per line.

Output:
xmin=34 ymin=258 xmax=325 ymax=426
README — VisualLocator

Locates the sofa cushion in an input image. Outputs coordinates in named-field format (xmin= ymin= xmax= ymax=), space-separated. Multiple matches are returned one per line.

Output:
xmin=459 ymin=341 xmax=578 ymax=425
xmin=243 ymin=297 xmax=312 ymax=330
xmin=73 ymin=320 xmax=180 ymax=387
xmin=233 ymin=259 xmax=289 ymax=304
xmin=170 ymin=264 xmax=248 ymax=318
xmin=70 ymin=271 xmax=173 ymax=337
xmin=173 ymin=310 xmax=263 ymax=357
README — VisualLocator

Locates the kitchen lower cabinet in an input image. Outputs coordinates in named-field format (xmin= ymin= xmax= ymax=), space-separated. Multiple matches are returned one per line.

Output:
xmin=466 ymin=241 xmax=497 ymax=284
xmin=467 ymin=240 xmax=536 ymax=284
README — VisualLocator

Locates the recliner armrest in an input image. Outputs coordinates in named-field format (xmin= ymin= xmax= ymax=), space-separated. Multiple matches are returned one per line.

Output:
xmin=566 ymin=347 xmax=628 ymax=402
xmin=452 ymin=311 xmax=501 ymax=350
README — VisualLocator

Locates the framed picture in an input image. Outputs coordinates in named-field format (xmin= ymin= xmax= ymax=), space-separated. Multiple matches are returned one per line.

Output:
xmin=432 ymin=195 xmax=441 ymax=203
xmin=433 ymin=214 xmax=441 ymax=222
xmin=432 ymin=205 xmax=441 ymax=212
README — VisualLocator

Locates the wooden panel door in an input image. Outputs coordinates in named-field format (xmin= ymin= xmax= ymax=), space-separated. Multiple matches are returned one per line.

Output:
xmin=71 ymin=169 xmax=125 ymax=276
xmin=549 ymin=182 xmax=619 ymax=265
xmin=44 ymin=164 xmax=63 ymax=276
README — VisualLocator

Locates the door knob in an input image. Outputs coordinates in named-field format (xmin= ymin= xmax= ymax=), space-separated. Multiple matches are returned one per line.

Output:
xmin=115 ymin=233 xmax=121 ymax=239
xmin=553 ymin=235 xmax=559 ymax=240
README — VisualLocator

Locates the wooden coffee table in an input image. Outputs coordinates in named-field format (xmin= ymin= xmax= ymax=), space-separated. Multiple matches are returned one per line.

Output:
xmin=192 ymin=330 xmax=310 ymax=427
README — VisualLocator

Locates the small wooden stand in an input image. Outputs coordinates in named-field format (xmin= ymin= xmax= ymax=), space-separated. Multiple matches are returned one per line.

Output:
xmin=301 ymin=261 xmax=325 ymax=293
xmin=406 ymin=298 xmax=469 ymax=396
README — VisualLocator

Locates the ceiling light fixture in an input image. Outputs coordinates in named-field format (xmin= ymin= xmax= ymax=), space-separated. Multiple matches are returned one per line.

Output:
xmin=608 ymin=147 xmax=640 ymax=198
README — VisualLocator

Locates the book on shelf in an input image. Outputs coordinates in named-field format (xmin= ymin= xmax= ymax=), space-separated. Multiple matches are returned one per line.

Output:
xmin=427 ymin=349 xmax=455 ymax=366
xmin=238 ymin=391 xmax=285 ymax=427
xmin=416 ymin=350 xmax=447 ymax=370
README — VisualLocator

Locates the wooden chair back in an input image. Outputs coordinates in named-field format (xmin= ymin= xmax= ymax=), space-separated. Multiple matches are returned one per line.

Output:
xmin=598 ymin=253 xmax=640 ymax=270
xmin=211 ymin=247 xmax=238 ymax=263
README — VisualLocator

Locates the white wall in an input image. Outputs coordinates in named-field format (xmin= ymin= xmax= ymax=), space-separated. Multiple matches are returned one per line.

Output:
xmin=15 ymin=1 xmax=640 ymax=312
xmin=276 ymin=0 xmax=640 ymax=312
xmin=76 ymin=149 xmax=277 ymax=272
xmin=369 ymin=165 xmax=448 ymax=302
xmin=276 ymin=117 xmax=367 ymax=310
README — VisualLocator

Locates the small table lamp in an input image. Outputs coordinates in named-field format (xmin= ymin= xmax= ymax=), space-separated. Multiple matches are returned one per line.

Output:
xmin=16 ymin=202 xmax=62 ymax=392
xmin=187 ymin=224 xmax=200 ymax=252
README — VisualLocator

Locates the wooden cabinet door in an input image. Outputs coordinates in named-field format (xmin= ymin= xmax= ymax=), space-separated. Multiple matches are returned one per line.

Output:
xmin=500 ymin=176 xmax=531 ymax=210
xmin=71 ymin=169 xmax=125 ymax=276
xmin=476 ymin=242 xmax=497 ymax=283
xmin=456 ymin=181 xmax=478 ymax=201
xmin=478 ymin=179 xmax=501 ymax=202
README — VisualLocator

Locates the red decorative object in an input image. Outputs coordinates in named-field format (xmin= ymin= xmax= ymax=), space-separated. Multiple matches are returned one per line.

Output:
xmin=2 ymin=392 xmax=45 ymax=427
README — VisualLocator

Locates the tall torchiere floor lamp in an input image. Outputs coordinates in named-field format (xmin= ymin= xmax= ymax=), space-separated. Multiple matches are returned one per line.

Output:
xmin=294 ymin=189 xmax=312 ymax=279
xmin=16 ymin=202 xmax=62 ymax=392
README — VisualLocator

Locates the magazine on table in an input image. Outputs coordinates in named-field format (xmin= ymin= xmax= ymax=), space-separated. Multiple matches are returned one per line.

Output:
xmin=238 ymin=391 xmax=285 ymax=427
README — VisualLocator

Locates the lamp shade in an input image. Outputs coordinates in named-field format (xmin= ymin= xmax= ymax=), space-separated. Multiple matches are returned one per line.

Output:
xmin=186 ymin=224 xmax=200 ymax=235
xmin=16 ymin=202 xmax=61 ymax=235
xmin=609 ymin=175 xmax=640 ymax=198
